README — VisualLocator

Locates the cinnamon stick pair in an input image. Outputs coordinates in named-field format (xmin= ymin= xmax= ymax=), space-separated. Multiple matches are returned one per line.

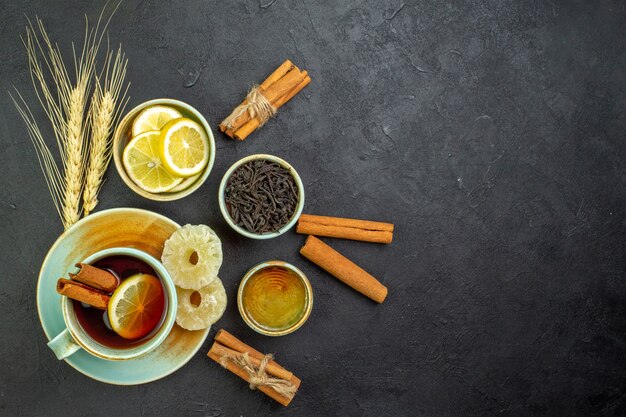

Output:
xmin=219 ymin=60 xmax=311 ymax=140
xmin=208 ymin=329 xmax=301 ymax=406
xmin=297 ymin=214 xmax=393 ymax=303
xmin=56 ymin=263 xmax=119 ymax=310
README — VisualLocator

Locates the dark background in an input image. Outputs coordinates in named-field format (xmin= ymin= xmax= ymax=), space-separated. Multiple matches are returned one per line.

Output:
xmin=1 ymin=0 xmax=625 ymax=416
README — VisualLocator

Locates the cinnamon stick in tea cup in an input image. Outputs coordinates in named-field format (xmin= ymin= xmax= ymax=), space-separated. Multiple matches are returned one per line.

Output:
xmin=70 ymin=263 xmax=119 ymax=292
xmin=56 ymin=278 xmax=110 ymax=310
xmin=300 ymin=235 xmax=388 ymax=303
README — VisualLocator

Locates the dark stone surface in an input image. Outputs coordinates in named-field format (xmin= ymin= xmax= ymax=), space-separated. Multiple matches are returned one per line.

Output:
xmin=1 ymin=0 xmax=625 ymax=416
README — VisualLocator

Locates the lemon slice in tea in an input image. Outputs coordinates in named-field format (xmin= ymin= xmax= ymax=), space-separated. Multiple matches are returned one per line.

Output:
xmin=132 ymin=105 xmax=182 ymax=137
xmin=159 ymin=118 xmax=210 ymax=177
xmin=123 ymin=131 xmax=183 ymax=193
xmin=108 ymin=274 xmax=165 ymax=340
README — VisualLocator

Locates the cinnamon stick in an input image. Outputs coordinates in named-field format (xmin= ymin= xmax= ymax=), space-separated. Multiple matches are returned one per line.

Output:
xmin=219 ymin=59 xmax=294 ymax=133
xmin=70 ymin=263 xmax=119 ymax=292
xmin=300 ymin=235 xmax=388 ymax=303
xmin=210 ymin=342 xmax=294 ymax=382
xmin=260 ymin=59 xmax=295 ymax=91
xmin=227 ymin=67 xmax=305 ymax=136
xmin=234 ymin=71 xmax=312 ymax=141
xmin=220 ymin=60 xmax=310 ymax=140
xmin=207 ymin=350 xmax=295 ymax=406
xmin=208 ymin=329 xmax=301 ymax=406
xmin=297 ymin=214 xmax=394 ymax=244
xmin=215 ymin=329 xmax=299 ymax=382
xmin=223 ymin=67 xmax=304 ymax=136
xmin=56 ymin=278 xmax=110 ymax=309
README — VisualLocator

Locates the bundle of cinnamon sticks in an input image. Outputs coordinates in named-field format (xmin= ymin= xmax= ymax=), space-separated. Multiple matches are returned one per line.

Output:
xmin=208 ymin=329 xmax=301 ymax=406
xmin=56 ymin=263 xmax=119 ymax=309
xmin=219 ymin=60 xmax=311 ymax=140
xmin=297 ymin=214 xmax=394 ymax=304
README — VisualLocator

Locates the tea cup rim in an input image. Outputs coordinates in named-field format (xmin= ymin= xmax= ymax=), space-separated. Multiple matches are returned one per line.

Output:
xmin=62 ymin=247 xmax=177 ymax=361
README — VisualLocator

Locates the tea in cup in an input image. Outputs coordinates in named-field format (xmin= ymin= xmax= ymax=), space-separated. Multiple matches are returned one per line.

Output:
xmin=48 ymin=247 xmax=177 ymax=360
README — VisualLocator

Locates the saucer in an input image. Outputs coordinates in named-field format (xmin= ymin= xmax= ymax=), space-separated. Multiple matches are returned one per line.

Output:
xmin=37 ymin=207 xmax=210 ymax=385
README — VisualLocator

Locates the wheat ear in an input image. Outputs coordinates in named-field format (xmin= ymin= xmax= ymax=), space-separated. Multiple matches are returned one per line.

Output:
xmin=83 ymin=47 xmax=129 ymax=216
xmin=61 ymin=86 xmax=87 ymax=226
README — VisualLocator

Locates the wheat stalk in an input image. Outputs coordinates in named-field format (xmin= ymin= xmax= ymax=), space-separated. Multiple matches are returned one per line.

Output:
xmin=83 ymin=47 xmax=129 ymax=216
xmin=10 ymin=89 xmax=64 ymax=221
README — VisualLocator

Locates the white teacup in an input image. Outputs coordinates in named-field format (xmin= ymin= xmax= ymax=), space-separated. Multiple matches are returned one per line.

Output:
xmin=47 ymin=247 xmax=177 ymax=360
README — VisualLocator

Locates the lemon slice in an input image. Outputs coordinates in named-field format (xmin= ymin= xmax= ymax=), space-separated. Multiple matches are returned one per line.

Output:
xmin=168 ymin=172 xmax=201 ymax=193
xmin=175 ymin=278 xmax=227 ymax=330
xmin=159 ymin=118 xmax=210 ymax=177
xmin=132 ymin=105 xmax=183 ymax=137
xmin=108 ymin=274 xmax=165 ymax=339
xmin=123 ymin=131 xmax=183 ymax=193
xmin=161 ymin=224 xmax=222 ymax=290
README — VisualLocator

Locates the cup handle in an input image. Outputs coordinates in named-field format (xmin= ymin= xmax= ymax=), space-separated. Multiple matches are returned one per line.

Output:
xmin=47 ymin=328 xmax=82 ymax=360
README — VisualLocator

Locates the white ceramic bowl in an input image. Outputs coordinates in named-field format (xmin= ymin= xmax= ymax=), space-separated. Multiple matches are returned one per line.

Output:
xmin=218 ymin=154 xmax=305 ymax=240
xmin=112 ymin=98 xmax=216 ymax=201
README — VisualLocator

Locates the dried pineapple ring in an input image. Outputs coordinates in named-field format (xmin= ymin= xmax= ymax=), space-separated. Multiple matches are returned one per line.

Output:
xmin=162 ymin=224 xmax=223 ymax=290
xmin=175 ymin=278 xmax=227 ymax=330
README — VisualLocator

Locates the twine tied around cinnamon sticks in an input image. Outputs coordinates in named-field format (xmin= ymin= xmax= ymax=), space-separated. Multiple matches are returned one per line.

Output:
xmin=221 ymin=85 xmax=277 ymax=130
xmin=219 ymin=59 xmax=311 ymax=141
xmin=208 ymin=329 xmax=301 ymax=406
xmin=218 ymin=351 xmax=297 ymax=399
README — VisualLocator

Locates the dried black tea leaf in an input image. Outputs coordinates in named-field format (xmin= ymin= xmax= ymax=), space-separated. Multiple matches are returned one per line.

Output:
xmin=225 ymin=160 xmax=298 ymax=234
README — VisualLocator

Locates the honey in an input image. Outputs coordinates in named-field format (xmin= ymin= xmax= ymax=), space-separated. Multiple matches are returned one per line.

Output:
xmin=241 ymin=266 xmax=308 ymax=332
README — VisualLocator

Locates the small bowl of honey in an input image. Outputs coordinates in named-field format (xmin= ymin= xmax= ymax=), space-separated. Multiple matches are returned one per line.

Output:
xmin=237 ymin=261 xmax=313 ymax=337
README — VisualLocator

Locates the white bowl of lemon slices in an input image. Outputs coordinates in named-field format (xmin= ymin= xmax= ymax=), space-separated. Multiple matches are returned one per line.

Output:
xmin=113 ymin=99 xmax=215 ymax=201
